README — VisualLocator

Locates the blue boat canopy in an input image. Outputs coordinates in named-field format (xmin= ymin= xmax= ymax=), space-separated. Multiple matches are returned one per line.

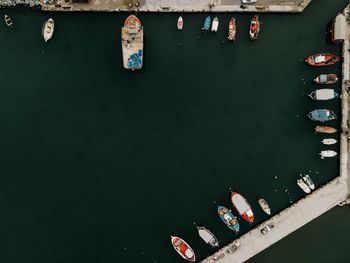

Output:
xmin=319 ymin=74 xmax=328 ymax=83
xmin=309 ymin=109 xmax=336 ymax=122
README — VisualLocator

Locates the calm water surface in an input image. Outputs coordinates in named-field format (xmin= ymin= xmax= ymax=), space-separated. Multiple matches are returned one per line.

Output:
xmin=0 ymin=0 xmax=349 ymax=262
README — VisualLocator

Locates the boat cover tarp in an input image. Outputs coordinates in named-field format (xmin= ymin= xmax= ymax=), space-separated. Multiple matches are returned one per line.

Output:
xmin=232 ymin=194 xmax=250 ymax=214
xmin=319 ymin=74 xmax=328 ymax=83
xmin=315 ymin=89 xmax=335 ymax=100
xmin=310 ymin=109 xmax=334 ymax=121
xmin=315 ymin=55 xmax=326 ymax=63
xmin=198 ymin=228 xmax=215 ymax=243
xmin=334 ymin=14 xmax=346 ymax=41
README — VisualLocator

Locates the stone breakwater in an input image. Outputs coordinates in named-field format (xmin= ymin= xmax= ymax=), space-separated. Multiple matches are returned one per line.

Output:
xmin=0 ymin=0 xmax=39 ymax=7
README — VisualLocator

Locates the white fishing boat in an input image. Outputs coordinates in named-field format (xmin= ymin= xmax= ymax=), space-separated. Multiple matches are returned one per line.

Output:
xmin=320 ymin=150 xmax=337 ymax=159
xmin=258 ymin=198 xmax=271 ymax=215
xmin=302 ymin=174 xmax=315 ymax=190
xmin=322 ymin=138 xmax=337 ymax=145
xmin=177 ymin=16 xmax=183 ymax=30
xmin=308 ymin=89 xmax=338 ymax=101
xmin=196 ymin=225 xmax=219 ymax=247
xmin=297 ymin=179 xmax=311 ymax=193
xmin=211 ymin=17 xmax=219 ymax=33
xmin=42 ymin=18 xmax=54 ymax=42
xmin=4 ymin=14 xmax=13 ymax=27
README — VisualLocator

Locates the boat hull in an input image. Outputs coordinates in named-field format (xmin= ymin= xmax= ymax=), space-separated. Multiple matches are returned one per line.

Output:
xmin=305 ymin=53 xmax=340 ymax=66
xmin=314 ymin=74 xmax=338 ymax=84
xmin=308 ymin=89 xmax=338 ymax=101
xmin=177 ymin=16 xmax=183 ymax=30
xmin=202 ymin=16 xmax=211 ymax=31
xmin=227 ymin=17 xmax=236 ymax=41
xmin=196 ymin=226 xmax=219 ymax=247
xmin=315 ymin=126 xmax=337 ymax=134
xmin=308 ymin=109 xmax=336 ymax=122
xmin=258 ymin=198 xmax=271 ymax=215
xmin=322 ymin=138 xmax=337 ymax=145
xmin=217 ymin=206 xmax=240 ymax=233
xmin=42 ymin=18 xmax=54 ymax=42
xmin=297 ymin=179 xmax=311 ymax=193
xmin=171 ymin=236 xmax=196 ymax=262
xmin=249 ymin=15 xmax=260 ymax=40
xmin=230 ymin=192 xmax=254 ymax=223
xmin=320 ymin=150 xmax=337 ymax=158
xmin=211 ymin=17 xmax=219 ymax=32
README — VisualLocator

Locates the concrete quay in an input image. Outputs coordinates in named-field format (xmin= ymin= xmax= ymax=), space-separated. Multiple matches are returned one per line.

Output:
xmin=201 ymin=4 xmax=350 ymax=263
xmin=40 ymin=0 xmax=312 ymax=13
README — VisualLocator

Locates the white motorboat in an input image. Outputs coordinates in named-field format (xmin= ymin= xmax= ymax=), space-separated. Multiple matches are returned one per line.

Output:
xmin=258 ymin=198 xmax=271 ymax=215
xmin=308 ymin=89 xmax=338 ymax=101
xmin=4 ymin=14 xmax=13 ymax=27
xmin=177 ymin=16 xmax=183 ymax=30
xmin=42 ymin=18 xmax=55 ymax=42
xmin=242 ymin=0 xmax=257 ymax=3
xmin=211 ymin=17 xmax=219 ymax=33
xmin=297 ymin=179 xmax=311 ymax=193
xmin=196 ymin=225 xmax=219 ymax=247
xmin=320 ymin=150 xmax=337 ymax=159
xmin=302 ymin=174 xmax=315 ymax=190
xmin=322 ymin=138 xmax=337 ymax=145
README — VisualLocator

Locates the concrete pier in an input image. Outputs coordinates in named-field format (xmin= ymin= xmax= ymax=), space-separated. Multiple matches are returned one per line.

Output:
xmin=201 ymin=4 xmax=350 ymax=263
xmin=40 ymin=0 xmax=312 ymax=13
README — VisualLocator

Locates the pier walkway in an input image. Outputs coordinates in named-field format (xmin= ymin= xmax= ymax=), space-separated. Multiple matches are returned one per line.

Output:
xmin=201 ymin=4 xmax=350 ymax=263
xmin=41 ymin=0 xmax=312 ymax=13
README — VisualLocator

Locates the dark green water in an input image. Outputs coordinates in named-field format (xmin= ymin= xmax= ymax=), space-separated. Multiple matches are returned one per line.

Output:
xmin=0 ymin=0 xmax=349 ymax=262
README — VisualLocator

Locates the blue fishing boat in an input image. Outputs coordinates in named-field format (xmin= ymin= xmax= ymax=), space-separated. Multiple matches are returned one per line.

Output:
xmin=202 ymin=16 xmax=211 ymax=31
xmin=307 ymin=109 xmax=336 ymax=122
xmin=217 ymin=206 xmax=240 ymax=233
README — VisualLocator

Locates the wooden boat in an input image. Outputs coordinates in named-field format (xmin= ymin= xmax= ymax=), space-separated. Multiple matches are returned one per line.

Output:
xmin=322 ymin=138 xmax=337 ymax=145
xmin=308 ymin=109 xmax=336 ymax=122
xmin=202 ymin=16 xmax=211 ymax=31
xmin=230 ymin=191 xmax=254 ymax=223
xmin=249 ymin=15 xmax=260 ymax=40
xmin=320 ymin=150 xmax=337 ymax=159
xmin=227 ymin=17 xmax=236 ymax=41
xmin=217 ymin=205 xmax=240 ymax=233
xmin=305 ymin=53 xmax=340 ymax=66
xmin=314 ymin=126 xmax=337 ymax=134
xmin=170 ymin=236 xmax=196 ymax=262
xmin=314 ymin=74 xmax=338 ymax=84
xmin=211 ymin=17 xmax=219 ymax=33
xmin=42 ymin=18 xmax=54 ymax=42
xmin=177 ymin=16 xmax=183 ymax=30
xmin=4 ymin=14 xmax=13 ymax=27
xmin=195 ymin=225 xmax=219 ymax=247
xmin=297 ymin=179 xmax=311 ymax=194
xmin=302 ymin=174 xmax=315 ymax=190
xmin=308 ymin=89 xmax=338 ymax=101
xmin=258 ymin=198 xmax=271 ymax=215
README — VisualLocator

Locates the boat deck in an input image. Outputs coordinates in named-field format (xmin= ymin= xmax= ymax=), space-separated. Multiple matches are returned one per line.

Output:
xmin=121 ymin=23 xmax=143 ymax=70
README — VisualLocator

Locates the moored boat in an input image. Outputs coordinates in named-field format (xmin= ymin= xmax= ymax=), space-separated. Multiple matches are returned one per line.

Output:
xmin=170 ymin=236 xmax=196 ymax=262
xmin=227 ymin=17 xmax=236 ymax=41
xmin=308 ymin=89 xmax=338 ymax=101
xmin=217 ymin=205 xmax=240 ymax=233
xmin=308 ymin=109 xmax=336 ymax=122
xmin=322 ymin=138 xmax=337 ymax=145
xmin=177 ymin=16 xmax=183 ymax=30
xmin=315 ymin=126 xmax=337 ymax=134
xmin=202 ymin=16 xmax=211 ymax=31
xmin=305 ymin=53 xmax=340 ymax=66
xmin=211 ymin=17 xmax=219 ymax=33
xmin=320 ymin=150 xmax=337 ymax=159
xmin=314 ymin=74 xmax=338 ymax=84
xmin=258 ymin=198 xmax=271 ymax=215
xmin=121 ymin=15 xmax=143 ymax=70
xmin=4 ymin=14 xmax=13 ymax=27
xmin=195 ymin=225 xmax=219 ymax=247
xmin=297 ymin=179 xmax=311 ymax=194
xmin=249 ymin=15 xmax=260 ymax=40
xmin=42 ymin=18 xmax=54 ymax=42
xmin=230 ymin=191 xmax=254 ymax=223
xmin=302 ymin=174 xmax=315 ymax=190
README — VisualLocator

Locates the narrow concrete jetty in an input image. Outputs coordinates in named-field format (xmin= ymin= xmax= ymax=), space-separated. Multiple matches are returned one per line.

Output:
xmin=40 ymin=0 xmax=312 ymax=13
xmin=201 ymin=4 xmax=350 ymax=263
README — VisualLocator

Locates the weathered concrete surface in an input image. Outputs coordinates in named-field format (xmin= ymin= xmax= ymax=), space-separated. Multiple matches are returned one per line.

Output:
xmin=201 ymin=4 xmax=350 ymax=263
xmin=41 ymin=0 xmax=312 ymax=12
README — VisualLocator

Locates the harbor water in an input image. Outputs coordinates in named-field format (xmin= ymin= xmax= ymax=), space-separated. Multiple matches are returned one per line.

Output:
xmin=0 ymin=0 xmax=349 ymax=262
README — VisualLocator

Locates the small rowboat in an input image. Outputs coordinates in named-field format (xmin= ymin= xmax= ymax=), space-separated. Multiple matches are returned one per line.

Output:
xmin=227 ymin=17 xmax=236 ymax=41
xmin=171 ymin=236 xmax=196 ymax=262
xmin=297 ymin=179 xmax=311 ymax=193
xmin=258 ymin=198 xmax=271 ymax=215
xmin=195 ymin=225 xmax=219 ymax=247
xmin=4 ymin=14 xmax=13 ymax=27
xmin=177 ymin=16 xmax=183 ymax=30
xmin=202 ymin=16 xmax=211 ymax=31
xmin=302 ymin=174 xmax=315 ymax=190
xmin=211 ymin=17 xmax=219 ymax=33
xmin=314 ymin=74 xmax=338 ymax=84
xmin=42 ymin=18 xmax=55 ymax=42
xmin=305 ymin=53 xmax=340 ymax=66
xmin=322 ymin=138 xmax=337 ymax=145
xmin=315 ymin=126 xmax=337 ymax=134
xmin=308 ymin=89 xmax=338 ymax=101
xmin=249 ymin=15 xmax=260 ymax=40
xmin=217 ymin=205 xmax=240 ymax=233
xmin=308 ymin=109 xmax=336 ymax=122
xmin=320 ymin=150 xmax=337 ymax=159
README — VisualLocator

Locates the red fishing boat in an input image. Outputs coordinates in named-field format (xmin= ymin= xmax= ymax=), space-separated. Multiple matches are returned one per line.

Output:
xmin=230 ymin=191 xmax=254 ymax=223
xmin=305 ymin=53 xmax=339 ymax=67
xmin=171 ymin=236 xmax=196 ymax=262
xmin=249 ymin=15 xmax=260 ymax=40
xmin=227 ymin=17 xmax=236 ymax=41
